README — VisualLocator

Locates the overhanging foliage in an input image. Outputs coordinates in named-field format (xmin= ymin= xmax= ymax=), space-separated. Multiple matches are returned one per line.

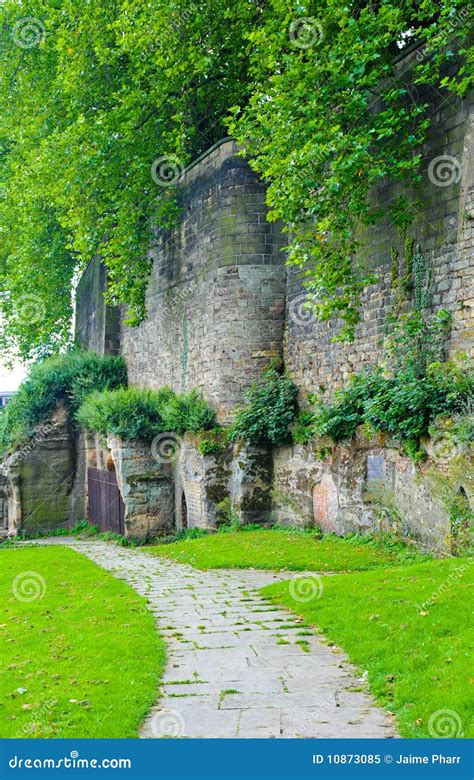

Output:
xmin=0 ymin=0 xmax=471 ymax=358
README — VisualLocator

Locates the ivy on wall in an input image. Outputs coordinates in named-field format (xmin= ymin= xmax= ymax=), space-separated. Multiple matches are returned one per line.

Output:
xmin=293 ymin=248 xmax=473 ymax=459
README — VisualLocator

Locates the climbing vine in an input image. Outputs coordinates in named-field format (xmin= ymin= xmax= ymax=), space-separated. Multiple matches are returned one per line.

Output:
xmin=0 ymin=0 xmax=258 ymax=359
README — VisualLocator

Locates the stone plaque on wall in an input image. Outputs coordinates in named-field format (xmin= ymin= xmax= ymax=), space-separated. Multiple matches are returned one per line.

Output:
xmin=366 ymin=454 xmax=386 ymax=482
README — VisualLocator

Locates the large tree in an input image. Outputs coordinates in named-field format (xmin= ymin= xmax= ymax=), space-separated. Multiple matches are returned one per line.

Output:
xmin=0 ymin=0 xmax=259 ymax=360
xmin=0 ymin=0 xmax=471 ymax=360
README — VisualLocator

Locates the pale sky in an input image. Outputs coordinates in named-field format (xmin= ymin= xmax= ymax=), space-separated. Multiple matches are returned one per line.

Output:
xmin=0 ymin=361 xmax=27 ymax=392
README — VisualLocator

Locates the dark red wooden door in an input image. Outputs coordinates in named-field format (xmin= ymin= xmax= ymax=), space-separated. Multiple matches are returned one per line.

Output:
xmin=87 ymin=467 xmax=125 ymax=535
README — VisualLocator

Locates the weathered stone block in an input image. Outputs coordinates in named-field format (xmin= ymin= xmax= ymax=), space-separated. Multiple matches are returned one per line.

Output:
xmin=107 ymin=435 xmax=174 ymax=539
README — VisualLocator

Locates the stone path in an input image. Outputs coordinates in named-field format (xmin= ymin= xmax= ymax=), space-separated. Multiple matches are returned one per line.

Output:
xmin=29 ymin=539 xmax=396 ymax=739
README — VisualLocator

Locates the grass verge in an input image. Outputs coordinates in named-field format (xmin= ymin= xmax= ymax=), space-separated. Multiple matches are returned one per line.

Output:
xmin=0 ymin=546 xmax=164 ymax=737
xmin=149 ymin=528 xmax=429 ymax=572
xmin=261 ymin=558 xmax=473 ymax=738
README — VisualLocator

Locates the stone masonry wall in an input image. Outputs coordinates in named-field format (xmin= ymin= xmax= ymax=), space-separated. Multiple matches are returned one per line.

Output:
xmin=75 ymin=256 xmax=121 ymax=356
xmin=285 ymin=82 xmax=473 ymax=400
xmin=176 ymin=434 xmax=273 ymax=531
xmin=70 ymin=81 xmax=473 ymax=553
xmin=76 ymin=98 xmax=472 ymax=410
xmin=120 ymin=139 xmax=286 ymax=421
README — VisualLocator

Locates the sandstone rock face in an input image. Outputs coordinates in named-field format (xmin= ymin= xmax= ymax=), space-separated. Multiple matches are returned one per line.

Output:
xmin=0 ymin=404 xmax=77 ymax=535
xmin=176 ymin=434 xmax=232 ymax=530
xmin=229 ymin=442 xmax=273 ymax=525
xmin=175 ymin=434 xmax=272 ymax=530
xmin=272 ymin=431 xmax=473 ymax=554
xmin=0 ymin=476 xmax=9 ymax=536
xmin=1 ymin=406 xmax=471 ymax=553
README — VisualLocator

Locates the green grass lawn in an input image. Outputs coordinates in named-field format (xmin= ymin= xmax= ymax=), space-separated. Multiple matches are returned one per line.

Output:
xmin=0 ymin=546 xmax=164 ymax=738
xmin=149 ymin=529 xmax=427 ymax=572
xmin=262 ymin=558 xmax=474 ymax=738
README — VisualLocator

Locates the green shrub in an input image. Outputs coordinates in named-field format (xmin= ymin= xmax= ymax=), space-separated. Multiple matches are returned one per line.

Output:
xmin=311 ymin=369 xmax=386 ymax=442
xmin=198 ymin=438 xmax=223 ymax=455
xmin=76 ymin=386 xmax=216 ymax=441
xmin=230 ymin=366 xmax=299 ymax=446
xmin=429 ymin=409 xmax=474 ymax=449
xmin=197 ymin=428 xmax=229 ymax=455
xmin=160 ymin=389 xmax=216 ymax=435
xmin=76 ymin=386 xmax=171 ymax=440
xmin=296 ymin=302 xmax=473 ymax=459
xmin=292 ymin=410 xmax=316 ymax=445
xmin=0 ymin=351 xmax=127 ymax=454
xmin=305 ymin=362 xmax=473 ymax=459
xmin=364 ymin=362 xmax=472 ymax=451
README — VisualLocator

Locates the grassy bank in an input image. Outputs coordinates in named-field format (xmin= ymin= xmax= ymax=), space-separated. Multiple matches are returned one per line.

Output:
xmin=149 ymin=528 xmax=428 ymax=572
xmin=0 ymin=546 xmax=164 ymax=737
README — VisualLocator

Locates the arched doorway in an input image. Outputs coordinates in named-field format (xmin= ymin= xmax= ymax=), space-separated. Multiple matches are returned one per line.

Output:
xmin=181 ymin=491 xmax=188 ymax=529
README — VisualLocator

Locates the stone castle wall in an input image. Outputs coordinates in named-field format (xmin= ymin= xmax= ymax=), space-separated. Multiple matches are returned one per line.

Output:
xmin=75 ymin=258 xmax=120 ymax=356
xmin=272 ymin=432 xmax=473 ymax=555
xmin=69 ymin=83 xmax=474 ymax=553
xmin=120 ymin=139 xmax=286 ymax=421
xmin=77 ymin=105 xmax=473 ymax=410
xmin=286 ymin=84 xmax=473 ymax=398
